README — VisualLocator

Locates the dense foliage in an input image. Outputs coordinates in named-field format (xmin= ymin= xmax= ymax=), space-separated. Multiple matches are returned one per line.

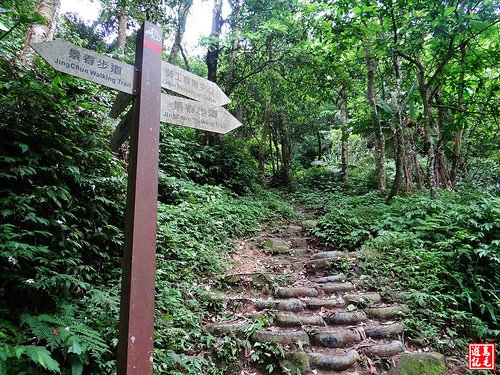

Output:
xmin=293 ymin=179 xmax=499 ymax=358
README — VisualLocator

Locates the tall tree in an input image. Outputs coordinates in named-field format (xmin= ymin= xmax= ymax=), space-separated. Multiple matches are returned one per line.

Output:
xmin=365 ymin=44 xmax=387 ymax=191
xmin=168 ymin=0 xmax=193 ymax=69
xmin=340 ymin=85 xmax=349 ymax=183
xmin=20 ymin=0 xmax=60 ymax=67
xmin=206 ymin=0 xmax=222 ymax=83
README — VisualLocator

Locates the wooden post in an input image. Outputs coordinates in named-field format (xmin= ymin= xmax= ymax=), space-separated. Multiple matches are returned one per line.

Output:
xmin=117 ymin=21 xmax=163 ymax=375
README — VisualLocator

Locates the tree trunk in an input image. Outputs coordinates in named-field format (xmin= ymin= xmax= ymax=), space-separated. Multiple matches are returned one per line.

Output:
xmin=258 ymin=100 xmax=270 ymax=182
xmin=204 ymin=0 xmax=223 ymax=145
xmin=225 ymin=0 xmax=242 ymax=93
xmin=317 ymin=131 xmax=322 ymax=159
xmin=168 ymin=0 xmax=192 ymax=68
xmin=450 ymin=43 xmax=467 ymax=188
xmin=21 ymin=0 xmax=61 ymax=67
xmin=409 ymin=128 xmax=425 ymax=190
xmin=417 ymin=66 xmax=438 ymax=199
xmin=364 ymin=44 xmax=386 ymax=191
xmin=117 ymin=11 xmax=127 ymax=54
xmin=387 ymin=49 xmax=406 ymax=202
xmin=269 ymin=128 xmax=276 ymax=175
xmin=278 ymin=113 xmax=292 ymax=190
xmin=340 ymin=86 xmax=349 ymax=183
xmin=206 ymin=0 xmax=222 ymax=83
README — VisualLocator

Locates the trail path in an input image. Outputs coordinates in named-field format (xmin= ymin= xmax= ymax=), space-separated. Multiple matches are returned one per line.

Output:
xmin=204 ymin=218 xmax=447 ymax=374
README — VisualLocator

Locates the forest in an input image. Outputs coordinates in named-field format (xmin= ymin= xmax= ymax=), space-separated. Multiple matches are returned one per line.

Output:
xmin=0 ymin=0 xmax=498 ymax=374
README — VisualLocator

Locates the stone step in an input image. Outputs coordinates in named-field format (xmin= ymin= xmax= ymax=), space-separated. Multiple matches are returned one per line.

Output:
xmin=343 ymin=292 xmax=381 ymax=305
xmin=290 ymin=248 xmax=309 ymax=257
xmin=205 ymin=322 xmax=250 ymax=337
xmin=289 ymin=237 xmax=308 ymax=248
xmin=363 ymin=340 xmax=405 ymax=357
xmin=285 ymin=224 xmax=303 ymax=236
xmin=320 ymin=282 xmax=355 ymax=293
xmin=280 ymin=352 xmax=311 ymax=374
xmin=327 ymin=311 xmax=367 ymax=325
xmin=310 ymin=274 xmax=347 ymax=283
xmin=255 ymin=299 xmax=303 ymax=312
xmin=365 ymin=305 xmax=409 ymax=319
xmin=305 ymin=258 xmax=337 ymax=272
xmin=275 ymin=312 xmax=325 ymax=327
xmin=251 ymin=329 xmax=310 ymax=345
xmin=311 ymin=251 xmax=344 ymax=260
xmin=304 ymin=297 xmax=346 ymax=310
xmin=308 ymin=350 xmax=359 ymax=371
xmin=363 ymin=322 xmax=404 ymax=338
xmin=301 ymin=219 xmax=318 ymax=229
xmin=277 ymin=287 xmax=319 ymax=298
xmin=310 ymin=328 xmax=362 ymax=348
xmin=262 ymin=237 xmax=291 ymax=255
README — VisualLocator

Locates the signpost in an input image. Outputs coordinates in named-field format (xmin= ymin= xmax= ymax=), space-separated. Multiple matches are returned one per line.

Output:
xmin=32 ymin=40 xmax=135 ymax=94
xmin=33 ymin=21 xmax=241 ymax=375
xmin=161 ymin=94 xmax=241 ymax=133
xmin=161 ymin=61 xmax=230 ymax=106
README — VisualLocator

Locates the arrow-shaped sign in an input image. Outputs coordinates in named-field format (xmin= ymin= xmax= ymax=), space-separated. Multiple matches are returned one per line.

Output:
xmin=32 ymin=40 xmax=135 ymax=94
xmin=160 ymin=94 xmax=241 ymax=133
xmin=33 ymin=41 xmax=233 ymax=108
xmin=161 ymin=62 xmax=230 ymax=106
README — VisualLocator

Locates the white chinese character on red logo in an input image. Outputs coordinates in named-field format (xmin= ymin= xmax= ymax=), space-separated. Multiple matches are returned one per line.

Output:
xmin=469 ymin=343 xmax=496 ymax=370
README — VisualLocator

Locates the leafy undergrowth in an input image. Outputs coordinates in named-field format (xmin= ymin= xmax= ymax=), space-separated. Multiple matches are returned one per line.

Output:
xmin=153 ymin=187 xmax=294 ymax=375
xmin=0 ymin=57 xmax=295 ymax=374
xmin=293 ymin=185 xmax=500 ymax=360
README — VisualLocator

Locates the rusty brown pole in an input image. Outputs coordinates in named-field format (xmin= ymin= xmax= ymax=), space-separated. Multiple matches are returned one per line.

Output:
xmin=117 ymin=21 xmax=163 ymax=375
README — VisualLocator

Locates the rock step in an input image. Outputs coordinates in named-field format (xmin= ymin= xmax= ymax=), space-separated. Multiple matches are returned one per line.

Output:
xmin=275 ymin=313 xmax=325 ymax=327
xmin=290 ymin=248 xmax=309 ymax=257
xmin=251 ymin=330 xmax=310 ymax=345
xmin=320 ymin=282 xmax=355 ymax=293
xmin=308 ymin=350 xmax=359 ymax=371
xmin=277 ymin=287 xmax=319 ymax=298
xmin=343 ymin=292 xmax=381 ymax=305
xmin=305 ymin=258 xmax=338 ymax=272
xmin=311 ymin=251 xmax=344 ymax=260
xmin=364 ymin=322 xmax=404 ymax=338
xmin=310 ymin=274 xmax=346 ymax=283
xmin=255 ymin=298 xmax=303 ymax=312
xmin=310 ymin=329 xmax=362 ymax=348
xmin=262 ymin=237 xmax=290 ymax=255
xmin=363 ymin=340 xmax=405 ymax=356
xmin=365 ymin=304 xmax=409 ymax=319
xmin=304 ymin=297 xmax=346 ymax=310
xmin=289 ymin=237 xmax=308 ymax=248
xmin=327 ymin=311 xmax=367 ymax=325
xmin=285 ymin=224 xmax=303 ymax=236
xmin=205 ymin=322 xmax=250 ymax=337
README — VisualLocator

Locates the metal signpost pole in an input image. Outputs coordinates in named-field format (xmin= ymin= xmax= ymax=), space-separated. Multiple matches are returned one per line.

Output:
xmin=116 ymin=21 xmax=163 ymax=375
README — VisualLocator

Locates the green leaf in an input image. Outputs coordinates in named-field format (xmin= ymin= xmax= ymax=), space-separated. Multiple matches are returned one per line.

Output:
xmin=23 ymin=346 xmax=60 ymax=373
xmin=444 ymin=6 xmax=455 ymax=16
xmin=67 ymin=337 xmax=82 ymax=355
xmin=0 ymin=21 xmax=8 ymax=32
xmin=71 ymin=361 xmax=83 ymax=375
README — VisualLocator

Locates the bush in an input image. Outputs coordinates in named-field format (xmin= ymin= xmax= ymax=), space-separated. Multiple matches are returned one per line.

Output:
xmin=301 ymin=187 xmax=500 ymax=352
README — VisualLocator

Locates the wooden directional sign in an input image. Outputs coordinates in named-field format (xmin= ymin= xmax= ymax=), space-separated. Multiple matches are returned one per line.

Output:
xmin=161 ymin=62 xmax=230 ymax=106
xmin=161 ymin=94 xmax=241 ymax=133
xmin=32 ymin=40 xmax=135 ymax=94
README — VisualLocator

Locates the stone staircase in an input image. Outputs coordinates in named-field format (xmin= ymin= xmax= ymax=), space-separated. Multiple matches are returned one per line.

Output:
xmin=203 ymin=221 xmax=441 ymax=374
